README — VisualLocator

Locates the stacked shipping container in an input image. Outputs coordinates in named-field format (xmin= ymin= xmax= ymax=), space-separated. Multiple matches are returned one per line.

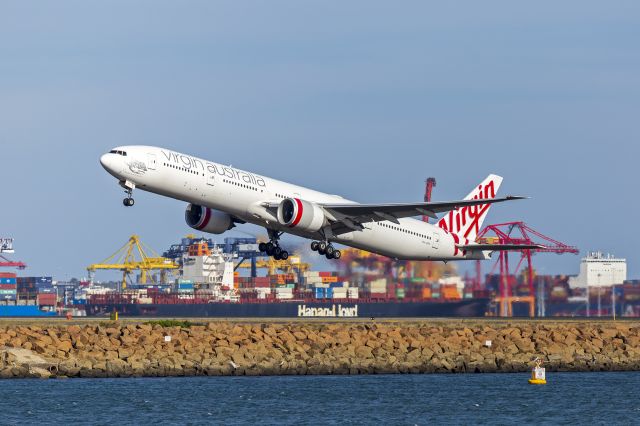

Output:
xmin=0 ymin=273 xmax=17 ymax=301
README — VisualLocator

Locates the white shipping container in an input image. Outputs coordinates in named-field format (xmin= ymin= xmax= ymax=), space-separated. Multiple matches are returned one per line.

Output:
xmin=348 ymin=288 xmax=359 ymax=298
xmin=369 ymin=286 xmax=387 ymax=292
xmin=276 ymin=293 xmax=293 ymax=299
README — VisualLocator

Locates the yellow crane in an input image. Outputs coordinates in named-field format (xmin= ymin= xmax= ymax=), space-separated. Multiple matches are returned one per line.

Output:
xmin=87 ymin=235 xmax=179 ymax=289
xmin=235 ymin=254 xmax=311 ymax=276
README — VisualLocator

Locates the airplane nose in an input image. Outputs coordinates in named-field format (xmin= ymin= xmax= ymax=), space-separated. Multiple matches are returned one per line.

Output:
xmin=100 ymin=154 xmax=111 ymax=170
xmin=100 ymin=153 xmax=120 ymax=176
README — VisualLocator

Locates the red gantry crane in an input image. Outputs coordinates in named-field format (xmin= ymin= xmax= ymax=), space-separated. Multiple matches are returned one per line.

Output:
xmin=0 ymin=238 xmax=26 ymax=270
xmin=476 ymin=222 xmax=579 ymax=317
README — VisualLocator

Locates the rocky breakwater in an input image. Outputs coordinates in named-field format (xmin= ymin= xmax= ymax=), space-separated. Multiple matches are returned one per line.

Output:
xmin=0 ymin=321 xmax=639 ymax=378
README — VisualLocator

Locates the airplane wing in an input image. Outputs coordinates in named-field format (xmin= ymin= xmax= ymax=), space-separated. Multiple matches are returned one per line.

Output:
xmin=261 ymin=195 xmax=527 ymax=236
xmin=457 ymin=243 xmax=546 ymax=251
xmin=321 ymin=196 xmax=526 ymax=226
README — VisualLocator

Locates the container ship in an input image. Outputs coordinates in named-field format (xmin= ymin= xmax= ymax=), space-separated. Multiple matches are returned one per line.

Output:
xmin=0 ymin=273 xmax=58 ymax=317
xmin=75 ymin=237 xmax=490 ymax=318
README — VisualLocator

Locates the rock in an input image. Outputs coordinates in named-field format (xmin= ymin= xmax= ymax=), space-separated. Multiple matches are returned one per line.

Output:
xmin=0 ymin=321 xmax=636 ymax=378
xmin=57 ymin=341 xmax=73 ymax=353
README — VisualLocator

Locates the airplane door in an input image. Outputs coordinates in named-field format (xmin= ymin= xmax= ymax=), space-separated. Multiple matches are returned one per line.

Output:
xmin=147 ymin=154 xmax=157 ymax=170
xmin=432 ymin=232 xmax=440 ymax=249
xmin=206 ymin=173 xmax=215 ymax=186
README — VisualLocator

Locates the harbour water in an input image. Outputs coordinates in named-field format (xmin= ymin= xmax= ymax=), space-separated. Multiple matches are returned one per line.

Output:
xmin=0 ymin=372 xmax=638 ymax=425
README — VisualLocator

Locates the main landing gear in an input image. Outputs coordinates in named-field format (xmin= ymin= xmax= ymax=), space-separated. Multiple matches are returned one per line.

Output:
xmin=259 ymin=230 xmax=289 ymax=261
xmin=311 ymin=241 xmax=341 ymax=260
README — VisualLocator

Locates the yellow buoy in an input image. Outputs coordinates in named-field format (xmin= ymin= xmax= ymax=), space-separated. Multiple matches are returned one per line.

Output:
xmin=528 ymin=358 xmax=547 ymax=385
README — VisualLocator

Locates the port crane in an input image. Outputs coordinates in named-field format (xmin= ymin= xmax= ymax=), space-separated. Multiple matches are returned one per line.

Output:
xmin=0 ymin=238 xmax=26 ymax=270
xmin=477 ymin=222 xmax=579 ymax=317
xmin=235 ymin=255 xmax=311 ymax=276
xmin=87 ymin=235 xmax=179 ymax=289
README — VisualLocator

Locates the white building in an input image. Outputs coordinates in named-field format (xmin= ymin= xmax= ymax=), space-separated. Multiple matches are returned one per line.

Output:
xmin=569 ymin=252 xmax=627 ymax=289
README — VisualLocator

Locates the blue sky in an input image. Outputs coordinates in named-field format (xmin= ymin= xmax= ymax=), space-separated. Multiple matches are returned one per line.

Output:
xmin=1 ymin=1 xmax=638 ymax=280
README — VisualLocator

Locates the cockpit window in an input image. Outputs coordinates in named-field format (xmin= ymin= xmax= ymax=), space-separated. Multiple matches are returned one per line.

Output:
xmin=109 ymin=150 xmax=128 ymax=156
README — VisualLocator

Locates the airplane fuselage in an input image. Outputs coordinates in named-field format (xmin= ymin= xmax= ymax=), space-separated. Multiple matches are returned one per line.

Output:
xmin=100 ymin=146 xmax=485 ymax=261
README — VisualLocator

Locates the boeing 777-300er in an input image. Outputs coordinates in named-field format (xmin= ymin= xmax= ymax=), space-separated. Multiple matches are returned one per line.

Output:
xmin=100 ymin=146 xmax=541 ymax=262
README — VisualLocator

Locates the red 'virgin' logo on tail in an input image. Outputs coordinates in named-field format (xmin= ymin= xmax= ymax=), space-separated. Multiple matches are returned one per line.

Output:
xmin=438 ymin=180 xmax=496 ymax=240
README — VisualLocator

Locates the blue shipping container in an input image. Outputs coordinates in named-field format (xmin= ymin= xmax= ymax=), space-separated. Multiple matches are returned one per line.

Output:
xmin=178 ymin=284 xmax=194 ymax=289
xmin=314 ymin=288 xmax=324 ymax=299
xmin=326 ymin=288 xmax=334 ymax=298
xmin=0 ymin=278 xmax=17 ymax=284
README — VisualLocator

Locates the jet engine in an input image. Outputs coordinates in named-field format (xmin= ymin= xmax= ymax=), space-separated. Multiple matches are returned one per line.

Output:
xmin=277 ymin=198 xmax=326 ymax=232
xmin=185 ymin=204 xmax=234 ymax=234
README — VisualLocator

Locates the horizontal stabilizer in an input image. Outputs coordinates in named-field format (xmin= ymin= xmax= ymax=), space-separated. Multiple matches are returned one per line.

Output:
xmin=457 ymin=243 xmax=546 ymax=251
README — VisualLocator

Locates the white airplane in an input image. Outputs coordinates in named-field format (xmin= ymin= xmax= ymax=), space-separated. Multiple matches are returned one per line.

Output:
xmin=100 ymin=146 xmax=540 ymax=262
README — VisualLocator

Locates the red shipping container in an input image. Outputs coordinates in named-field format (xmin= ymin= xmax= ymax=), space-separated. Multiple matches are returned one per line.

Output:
xmin=0 ymin=284 xmax=17 ymax=290
xmin=37 ymin=293 xmax=57 ymax=305
xmin=0 ymin=273 xmax=17 ymax=278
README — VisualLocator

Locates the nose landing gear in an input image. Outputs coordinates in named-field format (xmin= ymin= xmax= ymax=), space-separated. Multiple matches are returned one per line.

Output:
xmin=120 ymin=180 xmax=136 ymax=207
xmin=311 ymin=241 xmax=341 ymax=260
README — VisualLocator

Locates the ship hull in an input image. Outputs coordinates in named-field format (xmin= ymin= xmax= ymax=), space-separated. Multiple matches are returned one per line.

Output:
xmin=85 ymin=299 xmax=490 ymax=318
xmin=0 ymin=305 xmax=57 ymax=317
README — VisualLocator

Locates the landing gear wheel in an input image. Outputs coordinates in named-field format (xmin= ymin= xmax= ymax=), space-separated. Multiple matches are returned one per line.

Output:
xmin=266 ymin=243 xmax=275 ymax=256
xmin=123 ymin=197 xmax=135 ymax=207
xmin=280 ymin=250 xmax=289 ymax=260
xmin=310 ymin=241 xmax=319 ymax=252
xmin=332 ymin=250 xmax=341 ymax=260
xmin=325 ymin=245 xmax=335 ymax=257
xmin=325 ymin=253 xmax=334 ymax=260
xmin=273 ymin=247 xmax=283 ymax=258
xmin=273 ymin=252 xmax=282 ymax=261
xmin=258 ymin=242 xmax=268 ymax=252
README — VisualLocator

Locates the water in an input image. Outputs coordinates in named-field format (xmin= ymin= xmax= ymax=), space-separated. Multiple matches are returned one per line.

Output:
xmin=0 ymin=373 xmax=638 ymax=425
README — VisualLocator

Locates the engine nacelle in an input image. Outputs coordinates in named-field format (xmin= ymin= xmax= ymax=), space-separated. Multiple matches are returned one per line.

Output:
xmin=185 ymin=204 xmax=234 ymax=234
xmin=277 ymin=198 xmax=326 ymax=232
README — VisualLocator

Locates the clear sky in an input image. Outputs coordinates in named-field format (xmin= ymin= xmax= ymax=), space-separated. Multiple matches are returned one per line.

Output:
xmin=1 ymin=1 xmax=638 ymax=280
